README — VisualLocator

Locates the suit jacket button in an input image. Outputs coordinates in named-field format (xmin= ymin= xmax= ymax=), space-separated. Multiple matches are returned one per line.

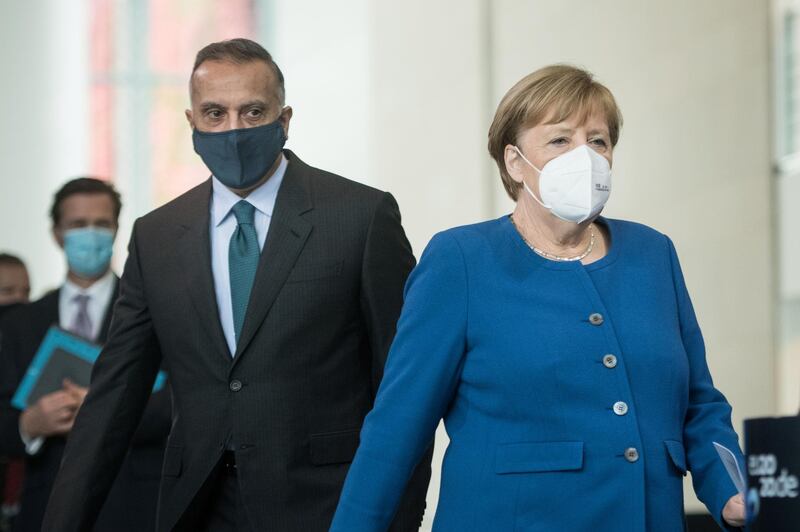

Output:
xmin=229 ymin=380 xmax=243 ymax=392
xmin=603 ymin=354 xmax=618 ymax=368
xmin=613 ymin=401 xmax=628 ymax=416
xmin=589 ymin=313 xmax=604 ymax=325
xmin=624 ymin=447 xmax=639 ymax=462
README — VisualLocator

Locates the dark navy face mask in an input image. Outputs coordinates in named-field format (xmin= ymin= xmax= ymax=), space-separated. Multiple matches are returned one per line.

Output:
xmin=192 ymin=118 xmax=287 ymax=190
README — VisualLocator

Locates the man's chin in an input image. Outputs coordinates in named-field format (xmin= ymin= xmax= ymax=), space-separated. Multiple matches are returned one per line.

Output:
xmin=69 ymin=268 xmax=111 ymax=283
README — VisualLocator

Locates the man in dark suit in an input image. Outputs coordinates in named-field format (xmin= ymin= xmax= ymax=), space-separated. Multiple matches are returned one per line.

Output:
xmin=0 ymin=178 xmax=171 ymax=532
xmin=0 ymin=252 xmax=29 ymax=531
xmin=43 ymin=39 xmax=431 ymax=531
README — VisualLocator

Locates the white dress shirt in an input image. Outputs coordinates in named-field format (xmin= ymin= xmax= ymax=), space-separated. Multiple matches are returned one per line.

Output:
xmin=210 ymin=154 xmax=288 ymax=356
xmin=21 ymin=270 xmax=116 ymax=454
xmin=59 ymin=270 xmax=116 ymax=341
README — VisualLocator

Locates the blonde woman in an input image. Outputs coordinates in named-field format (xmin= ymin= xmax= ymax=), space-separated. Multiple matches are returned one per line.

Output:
xmin=330 ymin=65 xmax=745 ymax=531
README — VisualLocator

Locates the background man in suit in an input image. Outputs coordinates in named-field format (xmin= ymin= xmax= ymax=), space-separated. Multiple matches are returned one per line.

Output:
xmin=43 ymin=39 xmax=431 ymax=531
xmin=0 ymin=252 xmax=29 ymax=531
xmin=0 ymin=178 xmax=171 ymax=532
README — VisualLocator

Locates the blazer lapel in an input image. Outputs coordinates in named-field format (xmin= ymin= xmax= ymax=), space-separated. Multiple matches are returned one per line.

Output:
xmin=232 ymin=151 xmax=313 ymax=363
xmin=97 ymin=277 xmax=119 ymax=343
xmin=44 ymin=289 xmax=61 ymax=331
xmin=176 ymin=180 xmax=231 ymax=361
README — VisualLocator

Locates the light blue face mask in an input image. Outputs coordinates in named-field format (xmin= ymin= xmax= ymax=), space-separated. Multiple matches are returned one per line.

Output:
xmin=63 ymin=227 xmax=114 ymax=278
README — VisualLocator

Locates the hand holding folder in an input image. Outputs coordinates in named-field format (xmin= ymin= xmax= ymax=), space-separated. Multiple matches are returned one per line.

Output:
xmin=19 ymin=378 xmax=85 ymax=438
xmin=12 ymin=326 xmax=166 ymax=411
xmin=714 ymin=441 xmax=747 ymax=527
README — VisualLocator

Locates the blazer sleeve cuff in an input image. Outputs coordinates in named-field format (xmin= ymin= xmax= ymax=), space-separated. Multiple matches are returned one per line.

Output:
xmin=701 ymin=465 xmax=742 ymax=531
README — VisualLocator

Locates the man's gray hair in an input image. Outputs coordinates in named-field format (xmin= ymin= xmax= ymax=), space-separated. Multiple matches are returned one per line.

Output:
xmin=192 ymin=38 xmax=285 ymax=104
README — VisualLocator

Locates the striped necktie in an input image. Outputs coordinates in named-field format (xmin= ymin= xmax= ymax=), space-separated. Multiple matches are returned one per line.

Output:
xmin=70 ymin=294 xmax=92 ymax=340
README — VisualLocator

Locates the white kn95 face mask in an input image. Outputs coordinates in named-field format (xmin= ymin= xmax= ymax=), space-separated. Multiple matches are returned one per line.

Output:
xmin=513 ymin=144 xmax=611 ymax=224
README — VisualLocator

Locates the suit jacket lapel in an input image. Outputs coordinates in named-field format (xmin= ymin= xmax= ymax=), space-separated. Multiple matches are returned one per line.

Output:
xmin=44 ymin=289 xmax=60 ymax=332
xmin=232 ymin=151 xmax=313 ymax=363
xmin=176 ymin=180 xmax=231 ymax=362
xmin=97 ymin=277 xmax=119 ymax=343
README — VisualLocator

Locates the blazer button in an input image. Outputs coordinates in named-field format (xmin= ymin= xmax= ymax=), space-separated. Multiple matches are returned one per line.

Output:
xmin=229 ymin=380 xmax=243 ymax=392
xmin=624 ymin=447 xmax=639 ymax=462
xmin=589 ymin=313 xmax=604 ymax=325
xmin=603 ymin=354 xmax=618 ymax=368
xmin=613 ymin=401 xmax=628 ymax=416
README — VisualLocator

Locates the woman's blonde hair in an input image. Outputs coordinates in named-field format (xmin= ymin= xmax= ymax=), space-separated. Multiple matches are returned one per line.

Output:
xmin=488 ymin=65 xmax=623 ymax=200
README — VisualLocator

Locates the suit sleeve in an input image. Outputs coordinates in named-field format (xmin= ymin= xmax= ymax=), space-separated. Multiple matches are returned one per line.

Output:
xmin=667 ymin=237 xmax=743 ymax=531
xmin=332 ymin=231 xmax=468 ymax=532
xmin=360 ymin=192 xmax=416 ymax=395
xmin=130 ymin=384 xmax=172 ymax=446
xmin=107 ymin=277 xmax=171 ymax=448
xmin=0 ymin=316 xmax=25 ymax=456
xmin=42 ymin=220 xmax=163 ymax=532
xmin=358 ymin=192 xmax=433 ymax=531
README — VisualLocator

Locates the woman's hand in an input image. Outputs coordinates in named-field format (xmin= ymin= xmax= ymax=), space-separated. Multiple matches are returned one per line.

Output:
xmin=722 ymin=493 xmax=745 ymax=527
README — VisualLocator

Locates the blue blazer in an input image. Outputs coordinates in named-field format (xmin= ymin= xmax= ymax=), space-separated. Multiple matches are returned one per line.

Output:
xmin=330 ymin=216 xmax=743 ymax=531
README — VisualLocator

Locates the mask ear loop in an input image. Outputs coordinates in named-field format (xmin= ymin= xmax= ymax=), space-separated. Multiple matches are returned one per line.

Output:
xmin=512 ymin=146 xmax=552 ymax=209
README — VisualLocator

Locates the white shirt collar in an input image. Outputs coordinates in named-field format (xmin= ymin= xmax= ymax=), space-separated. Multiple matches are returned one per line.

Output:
xmin=62 ymin=270 xmax=116 ymax=301
xmin=211 ymin=154 xmax=288 ymax=227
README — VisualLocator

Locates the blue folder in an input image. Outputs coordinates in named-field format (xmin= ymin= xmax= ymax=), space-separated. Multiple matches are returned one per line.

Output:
xmin=11 ymin=326 xmax=166 ymax=410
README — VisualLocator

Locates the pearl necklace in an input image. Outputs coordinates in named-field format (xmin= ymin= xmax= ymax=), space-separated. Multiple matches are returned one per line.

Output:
xmin=510 ymin=215 xmax=595 ymax=262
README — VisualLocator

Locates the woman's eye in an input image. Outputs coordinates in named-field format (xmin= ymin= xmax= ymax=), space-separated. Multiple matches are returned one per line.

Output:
xmin=590 ymin=138 xmax=608 ymax=148
xmin=550 ymin=137 xmax=569 ymax=146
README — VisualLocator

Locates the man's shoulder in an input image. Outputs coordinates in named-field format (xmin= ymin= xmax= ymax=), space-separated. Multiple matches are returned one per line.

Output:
xmin=286 ymin=151 xmax=387 ymax=205
xmin=7 ymin=290 xmax=58 ymax=321
xmin=0 ymin=290 xmax=58 ymax=340
xmin=135 ymin=180 xmax=211 ymax=232
xmin=133 ymin=151 xmax=397 ymax=233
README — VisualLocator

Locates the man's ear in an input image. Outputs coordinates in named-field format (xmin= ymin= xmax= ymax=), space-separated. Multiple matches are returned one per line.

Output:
xmin=279 ymin=106 xmax=293 ymax=139
xmin=185 ymin=109 xmax=194 ymax=129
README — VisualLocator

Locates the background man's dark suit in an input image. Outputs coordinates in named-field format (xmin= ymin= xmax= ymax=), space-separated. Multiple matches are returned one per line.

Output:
xmin=43 ymin=150 xmax=432 ymax=531
xmin=0 ymin=282 xmax=172 ymax=532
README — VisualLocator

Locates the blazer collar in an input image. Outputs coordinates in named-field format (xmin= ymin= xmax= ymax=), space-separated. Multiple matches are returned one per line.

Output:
xmin=174 ymin=150 xmax=315 ymax=366
xmin=231 ymin=149 xmax=314 ymax=363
